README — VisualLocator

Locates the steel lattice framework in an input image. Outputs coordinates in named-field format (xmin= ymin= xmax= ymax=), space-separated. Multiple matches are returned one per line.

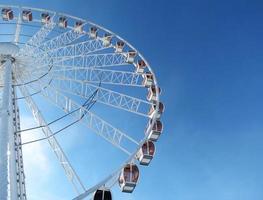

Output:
xmin=0 ymin=5 xmax=163 ymax=200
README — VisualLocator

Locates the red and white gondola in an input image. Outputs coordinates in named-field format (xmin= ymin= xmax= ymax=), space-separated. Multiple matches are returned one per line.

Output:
xmin=58 ymin=16 xmax=67 ymax=28
xmin=115 ymin=41 xmax=125 ymax=53
xmin=74 ymin=21 xmax=84 ymax=33
xmin=90 ymin=26 xmax=98 ymax=39
xmin=148 ymin=102 xmax=164 ymax=119
xmin=135 ymin=60 xmax=146 ymax=74
xmin=118 ymin=164 xmax=139 ymax=193
xmin=142 ymin=72 xmax=154 ymax=87
xmin=137 ymin=140 xmax=155 ymax=166
xmin=126 ymin=50 xmax=137 ymax=64
xmin=102 ymin=33 xmax=112 ymax=47
xmin=146 ymin=119 xmax=163 ymax=141
xmin=41 ymin=13 xmax=50 ymax=24
xmin=147 ymin=86 xmax=161 ymax=102
xmin=2 ymin=8 xmax=13 ymax=21
xmin=22 ymin=10 xmax=32 ymax=22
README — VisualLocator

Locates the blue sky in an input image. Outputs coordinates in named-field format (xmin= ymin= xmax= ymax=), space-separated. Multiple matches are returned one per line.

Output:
xmin=2 ymin=0 xmax=263 ymax=199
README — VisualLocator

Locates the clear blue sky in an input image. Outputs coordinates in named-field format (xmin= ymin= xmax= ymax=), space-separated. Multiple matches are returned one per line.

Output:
xmin=3 ymin=0 xmax=263 ymax=199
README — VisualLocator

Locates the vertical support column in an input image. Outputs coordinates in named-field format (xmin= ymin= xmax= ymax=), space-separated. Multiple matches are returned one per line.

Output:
xmin=9 ymin=80 xmax=18 ymax=200
xmin=12 ymin=80 xmax=27 ymax=200
xmin=0 ymin=59 xmax=13 ymax=200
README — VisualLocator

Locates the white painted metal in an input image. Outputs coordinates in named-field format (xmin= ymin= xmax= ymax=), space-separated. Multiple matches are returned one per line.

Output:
xmin=36 ymin=25 xmax=87 ymax=53
xmin=9 ymin=82 xmax=18 ymax=200
xmin=37 ymin=38 xmax=105 ymax=58
xmin=24 ymin=79 xmax=139 ymax=155
xmin=0 ymin=59 xmax=17 ymax=200
xmin=15 ymin=52 xmax=132 ymax=87
xmin=12 ymin=84 xmax=27 ymax=199
xmin=30 ymin=47 xmax=119 ymax=71
xmin=14 ymin=9 xmax=22 ymax=44
xmin=52 ymin=67 xmax=144 ymax=87
xmin=18 ymin=82 xmax=86 ymax=194
xmin=0 ymin=5 xmax=162 ymax=199
xmin=0 ymin=43 xmax=20 ymax=55
xmin=17 ymin=14 xmax=56 ymax=57
xmin=53 ymin=77 xmax=152 ymax=117
xmin=17 ymin=68 xmax=140 ymax=154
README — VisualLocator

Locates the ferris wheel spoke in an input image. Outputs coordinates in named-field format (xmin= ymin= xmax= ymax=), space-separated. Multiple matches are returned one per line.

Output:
xmin=13 ymin=65 xmax=52 ymax=87
xmin=21 ymin=33 xmax=93 ymax=73
xmin=33 ymin=52 xmax=129 ymax=72
xmin=14 ymin=9 xmax=22 ymax=44
xmin=52 ymin=67 xmax=143 ymax=87
xmin=28 ymin=66 xmax=51 ymax=77
xmin=73 ymin=172 xmax=120 ymax=200
xmin=17 ymin=14 xmax=56 ymax=56
xmin=25 ymin=79 xmax=139 ymax=155
xmin=53 ymin=77 xmax=151 ymax=117
xmin=37 ymin=37 xmax=107 ymax=58
xmin=34 ymin=23 xmax=88 ymax=55
xmin=31 ymin=38 xmax=110 ymax=70
xmin=18 ymin=82 xmax=86 ymax=194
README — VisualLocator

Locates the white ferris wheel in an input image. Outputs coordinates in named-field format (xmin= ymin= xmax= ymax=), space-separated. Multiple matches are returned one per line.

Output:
xmin=0 ymin=5 xmax=164 ymax=200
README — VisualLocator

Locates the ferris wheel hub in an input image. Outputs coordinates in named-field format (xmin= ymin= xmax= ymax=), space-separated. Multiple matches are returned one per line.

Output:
xmin=0 ymin=42 xmax=19 ymax=62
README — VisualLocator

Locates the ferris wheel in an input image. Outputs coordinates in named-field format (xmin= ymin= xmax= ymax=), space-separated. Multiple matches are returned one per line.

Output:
xmin=0 ymin=5 xmax=164 ymax=200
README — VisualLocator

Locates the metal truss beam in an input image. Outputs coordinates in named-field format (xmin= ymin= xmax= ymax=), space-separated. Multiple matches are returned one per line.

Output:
xmin=53 ymin=77 xmax=151 ymax=117
xmin=33 ymin=53 xmax=129 ymax=73
xmin=32 ymin=40 xmax=113 ymax=70
xmin=18 ymin=83 xmax=86 ymax=194
xmin=17 ymin=52 xmax=129 ymax=86
xmin=35 ymin=23 xmax=88 ymax=54
xmin=17 ymin=15 xmax=56 ymax=57
xmin=23 ymin=78 xmax=139 ymax=155
xmin=47 ymin=85 xmax=139 ymax=154
xmin=52 ymin=67 xmax=143 ymax=87
xmin=38 ymin=38 xmax=106 ymax=58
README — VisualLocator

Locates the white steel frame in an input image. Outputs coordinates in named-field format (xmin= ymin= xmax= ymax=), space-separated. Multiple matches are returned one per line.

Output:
xmin=0 ymin=59 xmax=15 ymax=200
xmin=18 ymin=82 xmax=86 ymax=194
xmin=0 ymin=5 xmax=161 ymax=200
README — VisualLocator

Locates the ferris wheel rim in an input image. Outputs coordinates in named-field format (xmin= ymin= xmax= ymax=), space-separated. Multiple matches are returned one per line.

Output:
xmin=0 ymin=4 xmax=160 ymax=92
xmin=0 ymin=4 xmax=163 ymax=199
